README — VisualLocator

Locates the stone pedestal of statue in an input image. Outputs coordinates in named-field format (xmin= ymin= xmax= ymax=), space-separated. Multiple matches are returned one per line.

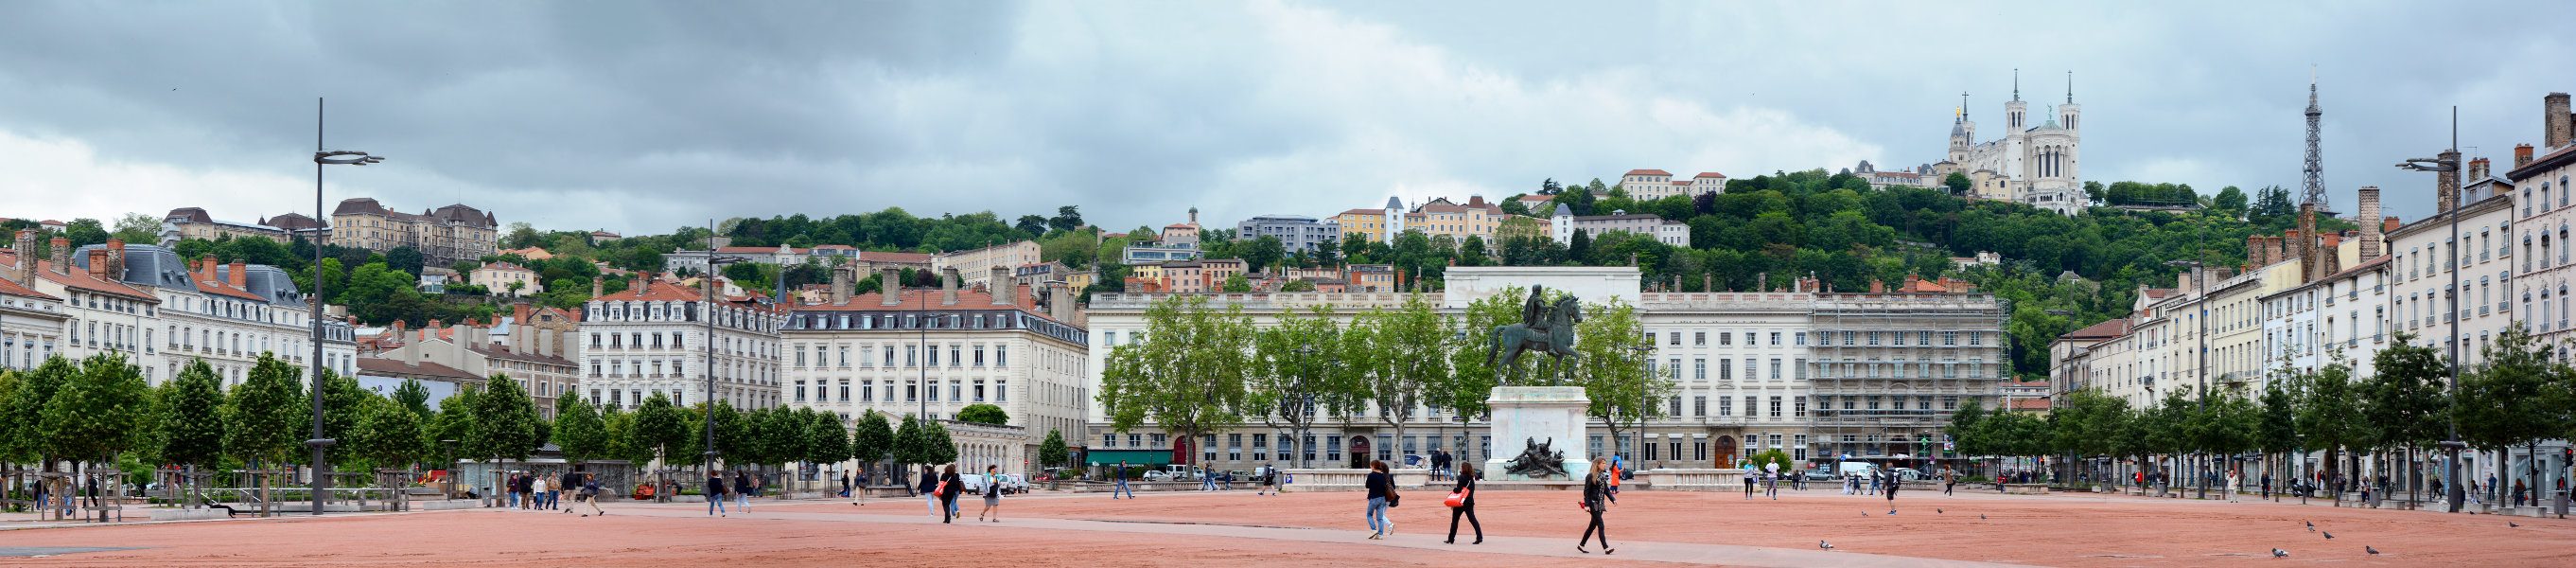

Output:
xmin=1481 ymin=385 xmax=1592 ymax=488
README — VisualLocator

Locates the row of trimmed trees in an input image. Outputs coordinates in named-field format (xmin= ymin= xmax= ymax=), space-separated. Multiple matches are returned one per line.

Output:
xmin=1965 ymin=329 xmax=2576 ymax=506
xmin=2 ymin=350 xmax=1061 ymax=509
xmin=1098 ymin=289 xmax=1670 ymax=470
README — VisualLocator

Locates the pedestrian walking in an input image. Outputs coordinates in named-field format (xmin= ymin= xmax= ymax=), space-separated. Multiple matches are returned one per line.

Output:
xmin=852 ymin=469 xmax=869 ymax=506
xmin=1202 ymin=466 xmax=1218 ymax=491
xmin=531 ymin=474 xmax=550 ymax=511
xmin=2227 ymin=470 xmax=2241 ymax=503
xmin=840 ymin=470 xmax=851 ymax=498
xmin=1364 ymin=460 xmax=1393 ymax=540
xmin=1446 ymin=463 xmax=1481 ymax=544
xmin=1605 ymin=456 xmax=1621 ymax=504
xmin=733 ymin=470 xmax=754 ymax=513
xmin=1943 ymin=469 xmax=1956 ymax=496
xmin=1258 ymin=464 xmax=1277 ymax=496
xmin=707 ymin=470 xmax=729 ymax=517
xmin=1884 ymin=469 xmax=1901 ymax=514
xmin=1112 ymin=460 xmax=1135 ymax=499
xmin=938 ymin=465 xmax=963 ymax=524
xmin=977 ymin=465 xmax=1006 ymax=522
xmin=575 ymin=471 xmax=606 ymax=517
xmin=919 ymin=466 xmax=942 ymax=519
xmin=1578 ymin=460 xmax=1614 ymax=555
xmin=2261 ymin=473 xmax=2272 ymax=500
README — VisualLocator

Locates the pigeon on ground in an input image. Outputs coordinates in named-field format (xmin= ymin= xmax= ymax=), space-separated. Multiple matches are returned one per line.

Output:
xmin=1888 ymin=509 xmax=1898 ymax=515
xmin=1936 ymin=508 xmax=1944 ymax=514
xmin=2322 ymin=532 xmax=2334 ymax=540
xmin=2270 ymin=548 xmax=2289 ymax=559
xmin=2366 ymin=545 xmax=2380 ymax=556
xmin=2509 ymin=522 xmax=2521 ymax=527
xmin=2304 ymin=521 xmax=2315 ymax=531
xmin=1979 ymin=514 xmax=1988 ymax=520
xmin=1819 ymin=541 xmax=1834 ymax=550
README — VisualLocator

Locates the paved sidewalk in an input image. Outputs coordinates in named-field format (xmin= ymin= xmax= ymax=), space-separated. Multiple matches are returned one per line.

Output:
xmin=603 ymin=502 xmax=2032 ymax=568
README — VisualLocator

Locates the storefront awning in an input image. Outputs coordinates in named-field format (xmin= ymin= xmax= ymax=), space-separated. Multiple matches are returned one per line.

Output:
xmin=1085 ymin=449 xmax=1173 ymax=467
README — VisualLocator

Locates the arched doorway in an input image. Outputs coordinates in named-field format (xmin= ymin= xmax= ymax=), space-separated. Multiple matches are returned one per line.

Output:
xmin=1173 ymin=436 xmax=1193 ymax=467
xmin=1713 ymin=435 xmax=1738 ymax=468
xmin=1349 ymin=435 xmax=1373 ymax=469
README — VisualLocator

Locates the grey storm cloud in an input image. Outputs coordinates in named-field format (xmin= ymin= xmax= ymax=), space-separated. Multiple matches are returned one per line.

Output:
xmin=1 ymin=0 xmax=2571 ymax=235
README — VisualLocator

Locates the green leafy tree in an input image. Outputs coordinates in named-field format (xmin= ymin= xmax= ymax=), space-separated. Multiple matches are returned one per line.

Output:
xmin=1572 ymin=297 xmax=1666 ymax=459
xmin=2293 ymin=360 xmax=2368 ymax=506
xmin=428 ymin=385 xmax=480 ymax=468
xmin=1747 ymin=448 xmax=1796 ymax=473
xmin=43 ymin=354 xmax=152 ymax=502
xmin=850 ymin=410 xmax=896 ymax=482
xmin=352 ymin=395 xmax=429 ymax=472
xmin=1241 ymin=236 xmax=1286 ymax=273
xmin=1038 ymin=428 xmax=1069 ymax=470
xmin=223 ymin=355 xmax=307 ymax=511
xmin=552 ymin=397 xmax=607 ymax=466
xmin=922 ymin=420 xmax=960 ymax=466
xmin=159 ymin=360 xmax=227 ymax=505
xmin=1049 ymin=205 xmax=1085 ymax=234
xmin=1357 ymin=295 xmax=1449 ymax=463
xmin=1949 ymin=397 xmax=1989 ymax=459
xmin=892 ymin=415 xmax=927 ymax=473
xmin=1943 ymin=172 xmax=1971 ymax=194
xmin=2362 ymin=334 xmax=2448 ymax=501
xmin=1247 ymin=307 xmax=1357 ymax=468
xmin=471 ymin=375 xmax=545 ymax=469
xmin=1096 ymin=295 xmax=1252 ymax=467
xmin=392 ymin=379 xmax=433 ymax=418
xmin=956 ymin=403 xmax=1009 ymax=425
xmin=2256 ymin=378 xmax=2301 ymax=496
xmin=110 ymin=212 xmax=164 ymax=244
xmin=318 ymin=369 xmax=372 ymax=469
xmin=809 ymin=410 xmax=852 ymax=472
xmin=2458 ymin=327 xmax=2568 ymax=507
xmin=627 ymin=392 xmax=690 ymax=495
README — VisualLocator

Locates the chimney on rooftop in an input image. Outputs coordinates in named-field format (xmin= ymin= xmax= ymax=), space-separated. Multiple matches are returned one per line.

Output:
xmin=2547 ymin=93 xmax=2573 ymax=149
xmin=2517 ymin=144 xmax=2536 ymax=169
xmin=1046 ymin=280 xmax=1074 ymax=322
xmin=226 ymin=261 xmax=244 ymax=288
xmin=880 ymin=268 xmax=902 ymax=306
xmin=831 ymin=260 xmax=852 ymax=306
xmin=4 ymin=230 xmax=30 ymax=284
xmin=85 ymin=250 xmax=108 ymax=279
xmin=2357 ymin=186 xmax=2384 ymax=260
xmin=2469 ymin=157 xmax=2491 ymax=182
xmin=990 ymin=265 xmax=1014 ymax=306
xmin=591 ymin=275 xmax=604 ymax=297
xmin=104 ymin=239 xmax=125 ymax=278
xmin=49 ymin=237 xmax=69 ymax=275
xmin=940 ymin=268 xmax=960 ymax=306
xmin=2436 ymin=149 xmax=2462 ymax=215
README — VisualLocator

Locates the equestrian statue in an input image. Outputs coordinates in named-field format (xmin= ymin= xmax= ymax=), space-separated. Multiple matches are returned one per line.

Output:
xmin=1487 ymin=284 xmax=1581 ymax=382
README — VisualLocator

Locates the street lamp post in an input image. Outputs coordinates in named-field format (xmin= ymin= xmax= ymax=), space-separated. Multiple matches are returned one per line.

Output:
xmin=309 ymin=98 xmax=383 ymax=515
xmin=2165 ymin=257 xmax=2209 ymax=500
xmin=2395 ymin=111 xmax=2464 ymax=512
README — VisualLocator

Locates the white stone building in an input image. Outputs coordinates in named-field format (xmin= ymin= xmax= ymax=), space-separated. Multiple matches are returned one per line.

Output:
xmin=0 ymin=233 xmax=67 ymax=371
xmin=1550 ymin=208 xmax=1690 ymax=247
xmin=579 ymin=275 xmax=786 ymax=411
xmin=469 ymin=261 xmax=544 ymax=296
xmin=783 ymin=265 xmax=1088 ymax=478
xmin=1080 ymin=266 xmax=2004 ymax=474
xmin=1617 ymin=169 xmax=1726 ymax=201
xmin=1930 ymin=76 xmax=2083 ymax=215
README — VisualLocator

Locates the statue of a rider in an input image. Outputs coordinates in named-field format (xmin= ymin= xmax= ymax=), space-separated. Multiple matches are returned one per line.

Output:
xmin=1521 ymin=284 xmax=1550 ymax=333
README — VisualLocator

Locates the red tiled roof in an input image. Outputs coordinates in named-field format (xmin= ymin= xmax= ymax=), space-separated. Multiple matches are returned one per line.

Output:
xmin=595 ymin=280 xmax=707 ymax=302
xmin=32 ymin=261 xmax=157 ymax=301
xmin=1693 ymin=172 xmax=1726 ymax=179
xmin=857 ymin=251 xmax=931 ymax=263
xmin=0 ymin=272 xmax=58 ymax=300
xmin=1624 ymin=169 xmax=1672 ymax=176
xmin=2008 ymin=398 xmax=2053 ymax=411
xmin=2141 ymin=288 xmax=2176 ymax=298
xmin=356 ymin=357 xmax=482 ymax=381
xmin=1515 ymin=194 xmax=1553 ymax=203
xmin=2062 ymin=317 xmax=2131 ymax=340
xmin=479 ymin=261 xmax=534 ymax=273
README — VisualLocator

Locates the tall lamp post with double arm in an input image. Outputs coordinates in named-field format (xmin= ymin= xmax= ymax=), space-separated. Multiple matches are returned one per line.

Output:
xmin=310 ymin=98 xmax=383 ymax=515
xmin=2395 ymin=111 xmax=2463 ymax=513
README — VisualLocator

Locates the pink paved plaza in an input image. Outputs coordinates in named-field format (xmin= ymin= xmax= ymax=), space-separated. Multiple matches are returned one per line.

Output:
xmin=4 ymin=486 xmax=2571 ymax=567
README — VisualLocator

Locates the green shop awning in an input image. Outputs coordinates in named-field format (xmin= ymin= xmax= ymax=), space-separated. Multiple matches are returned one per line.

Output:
xmin=1085 ymin=449 xmax=1173 ymax=467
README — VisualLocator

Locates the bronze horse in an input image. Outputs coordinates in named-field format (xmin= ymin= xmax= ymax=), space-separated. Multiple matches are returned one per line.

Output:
xmin=1487 ymin=294 xmax=1580 ymax=377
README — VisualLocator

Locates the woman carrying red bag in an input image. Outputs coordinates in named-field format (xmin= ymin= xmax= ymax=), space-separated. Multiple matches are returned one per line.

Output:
xmin=1446 ymin=463 xmax=1481 ymax=544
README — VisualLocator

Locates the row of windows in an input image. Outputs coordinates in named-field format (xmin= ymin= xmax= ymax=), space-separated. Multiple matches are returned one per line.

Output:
xmin=791 ymin=378 xmax=1008 ymax=405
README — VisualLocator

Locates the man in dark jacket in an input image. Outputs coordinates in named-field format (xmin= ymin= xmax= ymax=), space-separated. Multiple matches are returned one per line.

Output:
xmin=707 ymin=470 xmax=729 ymax=517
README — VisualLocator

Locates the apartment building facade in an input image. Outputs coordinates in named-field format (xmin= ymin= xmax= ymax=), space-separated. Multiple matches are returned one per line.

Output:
xmin=579 ymin=275 xmax=785 ymax=411
xmin=1235 ymin=214 xmax=1341 ymax=255
xmin=328 ymin=198 xmax=499 ymax=267
xmin=782 ymin=265 xmax=1089 ymax=477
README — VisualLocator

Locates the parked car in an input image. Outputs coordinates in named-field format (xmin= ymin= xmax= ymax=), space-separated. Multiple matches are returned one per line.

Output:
xmin=1798 ymin=470 xmax=1837 ymax=482
xmin=1892 ymin=468 xmax=1925 ymax=481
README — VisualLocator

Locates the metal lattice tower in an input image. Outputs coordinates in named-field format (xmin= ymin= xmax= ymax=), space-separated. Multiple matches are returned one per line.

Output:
xmin=2303 ymin=76 xmax=2326 ymax=210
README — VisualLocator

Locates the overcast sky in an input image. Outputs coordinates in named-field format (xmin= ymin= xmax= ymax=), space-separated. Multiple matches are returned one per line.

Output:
xmin=4 ymin=0 xmax=2571 ymax=237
